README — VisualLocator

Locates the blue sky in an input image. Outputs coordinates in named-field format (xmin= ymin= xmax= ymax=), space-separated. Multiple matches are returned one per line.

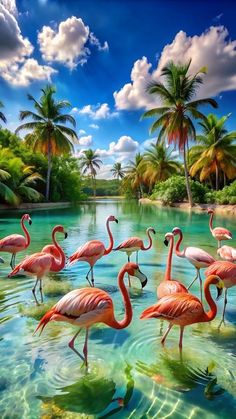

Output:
xmin=1 ymin=0 xmax=236 ymax=177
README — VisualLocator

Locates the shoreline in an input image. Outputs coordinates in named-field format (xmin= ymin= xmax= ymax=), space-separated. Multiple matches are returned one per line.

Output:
xmin=139 ymin=198 xmax=236 ymax=216
xmin=0 ymin=202 xmax=72 ymax=211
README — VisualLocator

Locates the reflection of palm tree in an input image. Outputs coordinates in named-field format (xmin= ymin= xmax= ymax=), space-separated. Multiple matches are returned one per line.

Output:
xmin=80 ymin=149 xmax=102 ymax=198
xmin=142 ymin=60 xmax=218 ymax=206
xmin=111 ymin=162 xmax=125 ymax=180
xmin=189 ymin=114 xmax=236 ymax=190
xmin=16 ymin=85 xmax=77 ymax=201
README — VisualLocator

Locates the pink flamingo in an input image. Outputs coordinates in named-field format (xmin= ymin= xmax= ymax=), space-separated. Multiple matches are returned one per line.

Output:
xmin=34 ymin=262 xmax=147 ymax=367
xmin=217 ymin=245 xmax=236 ymax=262
xmin=205 ymin=260 xmax=236 ymax=328
xmin=113 ymin=227 xmax=156 ymax=263
xmin=0 ymin=213 xmax=32 ymax=269
xmin=69 ymin=215 xmax=118 ymax=287
xmin=140 ymin=275 xmax=223 ymax=349
xmin=172 ymin=227 xmax=215 ymax=301
xmin=208 ymin=209 xmax=232 ymax=248
xmin=157 ymin=232 xmax=188 ymax=299
xmin=8 ymin=225 xmax=67 ymax=304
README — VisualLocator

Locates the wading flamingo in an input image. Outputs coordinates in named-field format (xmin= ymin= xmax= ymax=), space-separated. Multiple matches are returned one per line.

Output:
xmin=69 ymin=215 xmax=118 ymax=287
xmin=8 ymin=225 xmax=67 ymax=304
xmin=172 ymin=227 xmax=215 ymax=301
xmin=157 ymin=232 xmax=188 ymax=299
xmin=217 ymin=245 xmax=236 ymax=262
xmin=34 ymin=262 xmax=147 ymax=367
xmin=0 ymin=214 xmax=32 ymax=269
xmin=208 ymin=209 xmax=232 ymax=248
xmin=140 ymin=275 xmax=223 ymax=349
xmin=205 ymin=260 xmax=236 ymax=328
xmin=113 ymin=227 xmax=156 ymax=263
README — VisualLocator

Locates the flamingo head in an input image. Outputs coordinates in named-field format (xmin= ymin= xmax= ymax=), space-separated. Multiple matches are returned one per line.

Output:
xmin=23 ymin=214 xmax=32 ymax=225
xmin=124 ymin=262 xmax=147 ymax=288
xmin=107 ymin=215 xmax=118 ymax=224
xmin=54 ymin=225 xmax=68 ymax=239
xmin=172 ymin=227 xmax=182 ymax=236
xmin=207 ymin=208 xmax=214 ymax=215
xmin=147 ymin=227 xmax=156 ymax=235
xmin=164 ymin=232 xmax=174 ymax=246
xmin=206 ymin=275 xmax=224 ymax=299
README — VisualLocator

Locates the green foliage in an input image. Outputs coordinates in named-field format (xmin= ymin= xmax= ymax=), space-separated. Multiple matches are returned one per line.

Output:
xmin=50 ymin=155 xmax=84 ymax=202
xmin=206 ymin=180 xmax=236 ymax=204
xmin=82 ymin=178 xmax=121 ymax=196
xmin=152 ymin=176 xmax=209 ymax=204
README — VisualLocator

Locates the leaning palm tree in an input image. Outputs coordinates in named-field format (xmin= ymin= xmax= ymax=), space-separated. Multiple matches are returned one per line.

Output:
xmin=125 ymin=153 xmax=146 ymax=198
xmin=142 ymin=60 xmax=218 ymax=207
xmin=111 ymin=162 xmax=126 ymax=180
xmin=0 ymin=101 xmax=7 ymax=125
xmin=144 ymin=142 xmax=182 ymax=190
xmin=189 ymin=114 xmax=236 ymax=189
xmin=80 ymin=149 xmax=102 ymax=197
xmin=15 ymin=85 xmax=77 ymax=201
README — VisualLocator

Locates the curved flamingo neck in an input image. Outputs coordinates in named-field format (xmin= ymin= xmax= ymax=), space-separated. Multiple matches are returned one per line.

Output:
xmin=209 ymin=212 xmax=214 ymax=233
xmin=165 ymin=236 xmax=174 ymax=281
xmin=21 ymin=216 xmax=30 ymax=248
xmin=202 ymin=278 xmax=217 ymax=322
xmin=109 ymin=267 xmax=132 ymax=329
xmin=175 ymin=231 xmax=184 ymax=257
xmin=141 ymin=229 xmax=153 ymax=251
xmin=51 ymin=228 xmax=66 ymax=271
xmin=104 ymin=220 xmax=114 ymax=255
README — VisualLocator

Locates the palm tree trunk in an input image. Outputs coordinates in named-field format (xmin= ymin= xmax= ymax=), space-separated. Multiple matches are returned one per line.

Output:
xmin=46 ymin=138 xmax=52 ymax=201
xmin=183 ymin=143 xmax=193 ymax=207
xmin=215 ymin=165 xmax=219 ymax=191
xmin=223 ymin=172 xmax=226 ymax=187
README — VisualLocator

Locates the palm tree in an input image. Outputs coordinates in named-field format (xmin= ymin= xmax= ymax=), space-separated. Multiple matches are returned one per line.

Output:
xmin=0 ymin=168 xmax=17 ymax=205
xmin=15 ymin=85 xmax=77 ymax=201
xmin=80 ymin=149 xmax=102 ymax=197
xmin=189 ymin=114 xmax=236 ymax=190
xmin=111 ymin=162 xmax=126 ymax=180
xmin=125 ymin=153 xmax=145 ymax=198
xmin=144 ymin=142 xmax=182 ymax=190
xmin=142 ymin=60 xmax=218 ymax=207
xmin=0 ymin=101 xmax=6 ymax=125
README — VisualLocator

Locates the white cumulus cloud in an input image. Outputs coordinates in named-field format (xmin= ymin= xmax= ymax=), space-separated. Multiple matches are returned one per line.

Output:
xmin=89 ymin=32 xmax=109 ymax=51
xmin=96 ymin=135 xmax=139 ymax=162
xmin=78 ymin=103 xmax=118 ymax=119
xmin=89 ymin=123 xmax=99 ymax=129
xmin=114 ymin=26 xmax=236 ymax=110
xmin=78 ymin=134 xmax=93 ymax=146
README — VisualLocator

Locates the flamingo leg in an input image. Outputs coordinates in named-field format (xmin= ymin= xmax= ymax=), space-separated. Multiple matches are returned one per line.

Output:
xmin=10 ymin=253 xmax=15 ymax=270
xmin=179 ymin=326 xmax=184 ymax=350
xmin=161 ymin=323 xmax=173 ymax=346
xmin=127 ymin=253 xmax=131 ymax=287
xmin=83 ymin=328 xmax=89 ymax=367
xmin=39 ymin=279 xmax=43 ymax=303
xmin=136 ymin=252 xmax=139 ymax=264
xmin=32 ymin=278 xmax=39 ymax=305
xmin=86 ymin=267 xmax=93 ymax=287
xmin=199 ymin=269 xmax=203 ymax=302
xmin=187 ymin=269 xmax=199 ymax=290
xmin=218 ymin=240 xmax=221 ymax=249
xmin=68 ymin=329 xmax=85 ymax=362
xmin=218 ymin=289 xmax=228 ymax=330
xmin=91 ymin=267 xmax=94 ymax=287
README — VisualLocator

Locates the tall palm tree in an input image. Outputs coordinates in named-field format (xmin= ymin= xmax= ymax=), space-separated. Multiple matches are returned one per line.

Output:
xmin=142 ymin=60 xmax=218 ymax=207
xmin=111 ymin=162 xmax=125 ymax=180
xmin=0 ymin=101 xmax=7 ymax=124
xmin=15 ymin=85 xmax=77 ymax=201
xmin=144 ymin=142 xmax=182 ymax=189
xmin=189 ymin=114 xmax=236 ymax=190
xmin=80 ymin=149 xmax=102 ymax=197
xmin=125 ymin=153 xmax=145 ymax=198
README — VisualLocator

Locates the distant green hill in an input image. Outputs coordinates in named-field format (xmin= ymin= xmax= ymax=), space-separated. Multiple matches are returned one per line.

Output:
xmin=82 ymin=178 xmax=121 ymax=196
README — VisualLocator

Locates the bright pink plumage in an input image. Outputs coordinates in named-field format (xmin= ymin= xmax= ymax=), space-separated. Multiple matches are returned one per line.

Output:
xmin=217 ymin=245 xmax=236 ymax=262
xmin=208 ymin=209 xmax=232 ymax=248
xmin=205 ymin=260 xmax=236 ymax=289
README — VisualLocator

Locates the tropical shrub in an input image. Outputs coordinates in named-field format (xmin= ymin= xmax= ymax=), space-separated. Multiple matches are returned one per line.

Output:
xmin=206 ymin=181 xmax=236 ymax=205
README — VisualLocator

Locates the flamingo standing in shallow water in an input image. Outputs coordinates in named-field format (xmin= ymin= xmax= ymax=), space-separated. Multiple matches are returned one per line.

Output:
xmin=140 ymin=275 xmax=223 ymax=349
xmin=69 ymin=215 xmax=118 ymax=287
xmin=205 ymin=260 xmax=236 ymax=328
xmin=157 ymin=232 xmax=188 ymax=299
xmin=8 ymin=225 xmax=67 ymax=304
xmin=0 ymin=214 xmax=32 ymax=269
xmin=34 ymin=262 xmax=147 ymax=367
xmin=172 ymin=227 xmax=215 ymax=301
xmin=217 ymin=245 xmax=236 ymax=262
xmin=208 ymin=208 xmax=232 ymax=248
xmin=113 ymin=227 xmax=156 ymax=263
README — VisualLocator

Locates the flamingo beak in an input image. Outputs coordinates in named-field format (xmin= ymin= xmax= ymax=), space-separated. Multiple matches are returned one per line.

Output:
xmin=29 ymin=218 xmax=32 ymax=225
xmin=115 ymin=218 xmax=118 ymax=224
xmin=164 ymin=239 xmax=169 ymax=247
xmin=134 ymin=268 xmax=147 ymax=288
xmin=64 ymin=232 xmax=68 ymax=239
xmin=216 ymin=280 xmax=224 ymax=300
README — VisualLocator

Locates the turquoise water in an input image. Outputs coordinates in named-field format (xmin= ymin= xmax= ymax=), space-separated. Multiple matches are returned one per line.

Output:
xmin=0 ymin=200 xmax=236 ymax=418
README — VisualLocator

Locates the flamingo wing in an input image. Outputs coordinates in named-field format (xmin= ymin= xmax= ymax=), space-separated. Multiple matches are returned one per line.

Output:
xmin=114 ymin=237 xmax=143 ymax=251
xmin=213 ymin=227 xmax=232 ymax=239
xmin=0 ymin=234 xmax=26 ymax=251
xmin=185 ymin=247 xmax=215 ymax=265
xmin=218 ymin=246 xmax=236 ymax=261
xmin=141 ymin=293 xmax=202 ymax=322
xmin=42 ymin=244 xmax=61 ymax=259
xmin=69 ymin=240 xmax=105 ymax=263
xmin=205 ymin=260 xmax=236 ymax=280
xmin=9 ymin=252 xmax=53 ymax=276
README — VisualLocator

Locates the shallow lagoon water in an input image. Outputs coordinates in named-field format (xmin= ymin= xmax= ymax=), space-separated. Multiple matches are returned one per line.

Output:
xmin=0 ymin=200 xmax=236 ymax=418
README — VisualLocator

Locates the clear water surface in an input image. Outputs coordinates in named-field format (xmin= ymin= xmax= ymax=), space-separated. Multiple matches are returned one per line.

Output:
xmin=0 ymin=200 xmax=236 ymax=418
